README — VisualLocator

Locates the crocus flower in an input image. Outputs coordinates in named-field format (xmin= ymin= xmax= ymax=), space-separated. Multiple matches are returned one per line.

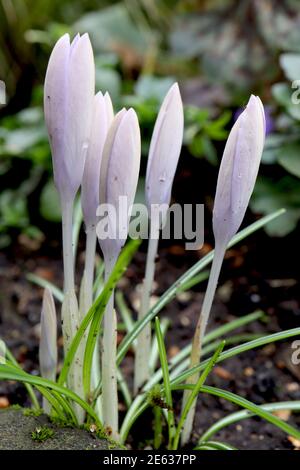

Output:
xmin=181 ymin=94 xmax=266 ymax=446
xmin=44 ymin=33 xmax=95 ymax=202
xmin=213 ymin=95 xmax=266 ymax=247
xmin=134 ymin=83 xmax=184 ymax=393
xmin=145 ymin=83 xmax=184 ymax=217
xmin=44 ymin=33 xmax=95 ymax=421
xmin=81 ymin=91 xmax=114 ymax=231
xmin=98 ymin=108 xmax=141 ymax=263
xmin=97 ymin=107 xmax=141 ymax=439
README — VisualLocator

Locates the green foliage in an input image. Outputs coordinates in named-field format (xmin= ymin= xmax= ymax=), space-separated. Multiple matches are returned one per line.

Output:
xmin=23 ymin=408 xmax=43 ymax=418
xmin=185 ymin=107 xmax=230 ymax=164
xmin=31 ymin=426 xmax=54 ymax=442
xmin=249 ymin=50 xmax=300 ymax=236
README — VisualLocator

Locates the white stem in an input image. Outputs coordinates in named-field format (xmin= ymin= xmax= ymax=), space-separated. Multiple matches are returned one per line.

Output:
xmin=84 ymin=228 xmax=97 ymax=306
xmin=102 ymin=256 xmax=119 ymax=439
xmin=80 ymin=227 xmax=102 ymax=419
xmin=180 ymin=242 xmax=226 ymax=446
xmin=42 ymin=370 xmax=56 ymax=415
xmin=134 ymin=230 xmax=159 ymax=393
xmin=61 ymin=198 xmax=75 ymax=295
xmin=60 ymin=197 xmax=84 ymax=423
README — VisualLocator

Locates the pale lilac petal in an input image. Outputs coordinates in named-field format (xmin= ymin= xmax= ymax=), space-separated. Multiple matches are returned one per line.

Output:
xmin=81 ymin=92 xmax=111 ymax=229
xmin=44 ymin=33 xmax=95 ymax=201
xmin=146 ymin=83 xmax=184 ymax=211
xmin=98 ymin=108 xmax=141 ymax=259
xmin=213 ymin=95 xmax=265 ymax=245
xmin=104 ymin=92 xmax=114 ymax=127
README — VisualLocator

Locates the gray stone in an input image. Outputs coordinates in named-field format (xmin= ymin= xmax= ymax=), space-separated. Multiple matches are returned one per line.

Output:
xmin=0 ymin=408 xmax=114 ymax=450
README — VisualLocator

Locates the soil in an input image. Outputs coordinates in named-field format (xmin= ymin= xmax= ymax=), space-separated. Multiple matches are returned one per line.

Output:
xmin=0 ymin=408 xmax=113 ymax=450
xmin=0 ymin=158 xmax=300 ymax=450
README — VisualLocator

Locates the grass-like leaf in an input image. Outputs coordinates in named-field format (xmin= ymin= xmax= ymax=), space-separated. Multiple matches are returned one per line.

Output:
xmin=195 ymin=440 xmax=237 ymax=450
xmin=82 ymin=239 xmax=141 ymax=397
xmin=0 ymin=363 xmax=101 ymax=425
xmin=56 ymin=239 xmax=140 ymax=390
xmin=5 ymin=345 xmax=40 ymax=410
xmin=154 ymin=317 xmax=175 ymax=448
xmin=172 ymin=341 xmax=225 ymax=450
xmin=171 ymin=327 xmax=300 ymax=386
xmin=173 ymin=384 xmax=300 ymax=441
xmin=200 ymin=401 xmax=300 ymax=443
xmin=117 ymin=209 xmax=285 ymax=364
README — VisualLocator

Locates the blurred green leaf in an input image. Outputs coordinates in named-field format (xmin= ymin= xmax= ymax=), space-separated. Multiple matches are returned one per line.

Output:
xmin=75 ymin=4 xmax=152 ymax=55
xmin=251 ymin=177 xmax=300 ymax=236
xmin=280 ymin=53 xmax=300 ymax=81
xmin=135 ymin=75 xmax=175 ymax=102
xmin=95 ymin=66 xmax=121 ymax=104
xmin=40 ymin=179 xmax=61 ymax=222
xmin=277 ymin=143 xmax=300 ymax=178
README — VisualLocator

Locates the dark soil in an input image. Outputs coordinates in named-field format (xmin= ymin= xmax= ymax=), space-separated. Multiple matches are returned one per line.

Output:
xmin=0 ymin=220 xmax=300 ymax=450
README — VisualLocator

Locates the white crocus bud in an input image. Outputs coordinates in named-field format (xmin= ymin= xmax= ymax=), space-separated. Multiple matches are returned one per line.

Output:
xmin=81 ymin=91 xmax=114 ymax=232
xmin=181 ymin=95 xmax=266 ymax=446
xmin=213 ymin=95 xmax=266 ymax=247
xmin=44 ymin=33 xmax=95 ymax=203
xmin=97 ymin=107 xmax=141 ymax=440
xmin=146 ymin=82 xmax=184 ymax=220
xmin=98 ymin=108 xmax=141 ymax=264
xmin=39 ymin=288 xmax=57 ymax=414
xmin=134 ymin=83 xmax=184 ymax=393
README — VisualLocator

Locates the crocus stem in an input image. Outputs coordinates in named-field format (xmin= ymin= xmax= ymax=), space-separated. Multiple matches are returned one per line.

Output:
xmin=134 ymin=222 xmax=159 ymax=394
xmin=42 ymin=370 xmax=56 ymax=415
xmin=61 ymin=198 xmax=75 ymax=295
xmin=102 ymin=256 xmax=119 ymax=439
xmin=84 ymin=228 xmax=97 ymax=304
xmin=61 ymin=197 xmax=85 ymax=423
xmin=80 ymin=227 xmax=102 ymax=418
xmin=60 ymin=196 xmax=76 ymax=355
xmin=180 ymin=242 xmax=226 ymax=446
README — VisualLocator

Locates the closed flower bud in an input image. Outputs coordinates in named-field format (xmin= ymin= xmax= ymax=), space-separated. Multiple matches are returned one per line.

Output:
xmin=97 ymin=108 xmax=141 ymax=261
xmin=81 ymin=91 xmax=114 ymax=230
xmin=44 ymin=33 xmax=95 ymax=202
xmin=145 ymin=83 xmax=184 ymax=215
xmin=39 ymin=288 xmax=57 ymax=381
xmin=213 ymin=95 xmax=266 ymax=246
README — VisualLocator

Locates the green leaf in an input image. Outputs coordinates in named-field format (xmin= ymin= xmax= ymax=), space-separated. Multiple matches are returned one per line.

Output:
xmin=154 ymin=317 xmax=175 ymax=448
xmin=251 ymin=178 xmax=300 ymax=236
xmin=75 ymin=4 xmax=151 ymax=55
xmin=135 ymin=75 xmax=176 ymax=102
xmin=200 ymin=401 xmax=300 ymax=443
xmin=95 ymin=67 xmax=121 ymax=104
xmin=175 ymin=385 xmax=300 ymax=442
xmin=171 ymin=327 xmax=300 ymax=386
xmin=40 ymin=179 xmax=61 ymax=222
xmin=280 ymin=53 xmax=300 ymax=81
xmin=277 ymin=143 xmax=300 ymax=178
xmin=0 ymin=364 xmax=100 ymax=425
xmin=195 ymin=440 xmax=237 ymax=450
xmin=172 ymin=341 xmax=225 ymax=450
xmin=69 ymin=239 xmax=140 ymax=397
xmin=117 ymin=210 xmax=285 ymax=363
xmin=272 ymin=82 xmax=293 ymax=107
